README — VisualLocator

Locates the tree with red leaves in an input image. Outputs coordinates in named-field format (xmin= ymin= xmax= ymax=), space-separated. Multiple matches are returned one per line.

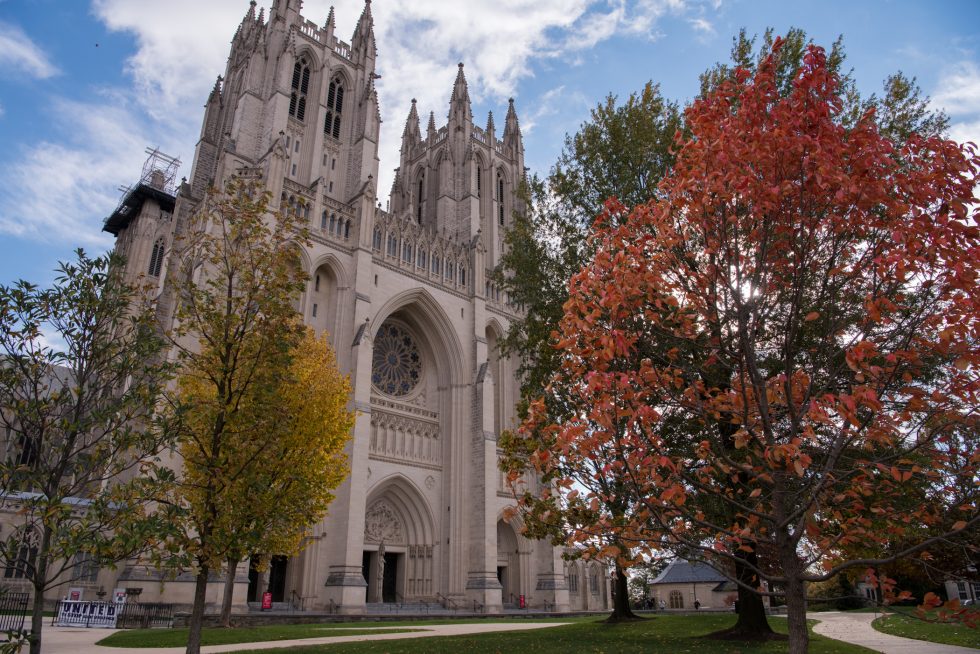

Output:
xmin=505 ymin=39 xmax=980 ymax=653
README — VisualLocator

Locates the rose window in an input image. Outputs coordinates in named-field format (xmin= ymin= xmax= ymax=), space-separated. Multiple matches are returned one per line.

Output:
xmin=372 ymin=323 xmax=422 ymax=396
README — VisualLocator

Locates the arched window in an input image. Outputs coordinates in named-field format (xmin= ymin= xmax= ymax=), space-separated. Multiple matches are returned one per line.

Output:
xmin=417 ymin=175 xmax=425 ymax=223
xmin=329 ymin=213 xmax=336 ymax=234
xmin=497 ymin=174 xmax=505 ymax=226
xmin=320 ymin=210 xmax=328 ymax=230
xmin=402 ymin=242 xmax=413 ymax=263
xmin=476 ymin=168 xmax=482 ymax=197
xmin=669 ymin=590 xmax=684 ymax=609
xmin=447 ymin=261 xmax=455 ymax=281
xmin=3 ymin=529 xmax=38 ymax=580
xmin=289 ymin=57 xmax=311 ymax=121
xmin=568 ymin=568 xmax=579 ymax=593
xmin=460 ymin=267 xmax=466 ymax=286
xmin=325 ymin=76 xmax=344 ymax=138
xmin=147 ymin=238 xmax=165 ymax=277
xmin=344 ymin=220 xmax=351 ymax=239
xmin=372 ymin=227 xmax=382 ymax=251
xmin=590 ymin=568 xmax=599 ymax=594
xmin=432 ymin=255 xmax=441 ymax=275
xmin=387 ymin=233 xmax=398 ymax=257
xmin=418 ymin=249 xmax=427 ymax=269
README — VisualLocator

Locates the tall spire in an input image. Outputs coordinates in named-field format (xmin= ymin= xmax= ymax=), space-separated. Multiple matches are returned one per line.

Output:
xmin=352 ymin=0 xmax=376 ymax=61
xmin=449 ymin=62 xmax=471 ymax=123
xmin=324 ymin=5 xmax=335 ymax=30
xmin=427 ymin=110 xmax=437 ymax=135
xmin=503 ymin=97 xmax=521 ymax=144
xmin=486 ymin=111 xmax=495 ymax=138
xmin=403 ymin=99 xmax=420 ymax=140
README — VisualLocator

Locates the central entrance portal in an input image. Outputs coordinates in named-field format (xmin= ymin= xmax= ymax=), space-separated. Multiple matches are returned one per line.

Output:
xmin=363 ymin=550 xmax=401 ymax=603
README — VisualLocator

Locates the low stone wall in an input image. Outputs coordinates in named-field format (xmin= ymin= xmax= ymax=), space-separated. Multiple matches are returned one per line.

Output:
xmin=172 ymin=609 xmax=612 ymax=628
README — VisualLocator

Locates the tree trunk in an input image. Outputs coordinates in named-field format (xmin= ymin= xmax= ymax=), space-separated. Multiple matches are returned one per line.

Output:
xmin=28 ymin=579 xmax=45 ymax=654
xmin=783 ymin=573 xmax=809 ymax=654
xmin=186 ymin=564 xmax=210 ymax=654
xmin=731 ymin=549 xmax=774 ymax=635
xmin=607 ymin=562 xmax=639 ymax=622
xmin=27 ymin=526 xmax=53 ymax=654
xmin=219 ymin=557 xmax=239 ymax=627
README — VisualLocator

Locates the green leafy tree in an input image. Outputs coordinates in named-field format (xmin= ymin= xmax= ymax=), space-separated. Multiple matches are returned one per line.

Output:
xmin=497 ymin=85 xmax=682 ymax=620
xmin=165 ymin=179 xmax=313 ymax=654
xmin=0 ymin=251 xmax=176 ymax=654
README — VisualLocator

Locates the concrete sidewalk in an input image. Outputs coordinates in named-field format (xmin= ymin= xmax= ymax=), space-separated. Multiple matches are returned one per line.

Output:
xmin=38 ymin=621 xmax=566 ymax=654
xmin=812 ymin=611 xmax=978 ymax=653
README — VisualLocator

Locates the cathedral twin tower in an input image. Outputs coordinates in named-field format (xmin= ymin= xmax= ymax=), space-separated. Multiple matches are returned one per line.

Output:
xmin=105 ymin=0 xmax=612 ymax=613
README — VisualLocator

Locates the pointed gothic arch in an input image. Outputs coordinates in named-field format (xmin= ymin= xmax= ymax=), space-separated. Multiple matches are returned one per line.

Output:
xmin=309 ymin=253 xmax=348 ymax=344
xmin=372 ymin=288 xmax=465 ymax=388
xmin=364 ymin=474 xmax=437 ymax=599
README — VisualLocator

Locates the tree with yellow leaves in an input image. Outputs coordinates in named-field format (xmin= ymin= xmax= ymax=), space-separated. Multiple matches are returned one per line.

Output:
xmin=213 ymin=327 xmax=353 ymax=626
xmin=167 ymin=179 xmax=351 ymax=653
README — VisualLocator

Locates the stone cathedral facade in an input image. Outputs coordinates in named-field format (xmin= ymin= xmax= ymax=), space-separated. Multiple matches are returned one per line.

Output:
xmin=100 ymin=0 xmax=612 ymax=614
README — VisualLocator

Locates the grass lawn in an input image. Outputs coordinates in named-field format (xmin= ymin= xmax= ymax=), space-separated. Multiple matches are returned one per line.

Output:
xmin=873 ymin=612 xmax=980 ymax=649
xmin=97 ymin=624 xmax=425 ymax=648
xmin=155 ymin=615 xmax=879 ymax=654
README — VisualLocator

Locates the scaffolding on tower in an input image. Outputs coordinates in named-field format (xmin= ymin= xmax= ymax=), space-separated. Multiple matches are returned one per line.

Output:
xmin=103 ymin=147 xmax=182 ymax=236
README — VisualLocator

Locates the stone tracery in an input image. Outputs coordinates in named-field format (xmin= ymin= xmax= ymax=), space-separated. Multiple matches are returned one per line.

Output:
xmin=371 ymin=322 xmax=422 ymax=396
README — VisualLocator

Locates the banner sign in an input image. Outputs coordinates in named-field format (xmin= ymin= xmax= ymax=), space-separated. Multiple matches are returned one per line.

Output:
xmin=55 ymin=601 xmax=120 ymax=628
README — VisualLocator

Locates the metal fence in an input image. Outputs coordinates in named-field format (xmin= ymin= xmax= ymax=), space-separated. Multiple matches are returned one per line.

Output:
xmin=117 ymin=602 xmax=174 ymax=629
xmin=53 ymin=600 xmax=173 ymax=629
xmin=0 ymin=590 xmax=29 ymax=634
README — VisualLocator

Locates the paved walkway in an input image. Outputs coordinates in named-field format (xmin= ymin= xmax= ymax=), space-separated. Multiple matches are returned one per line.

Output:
xmin=812 ymin=611 xmax=979 ymax=653
xmin=39 ymin=622 xmax=566 ymax=654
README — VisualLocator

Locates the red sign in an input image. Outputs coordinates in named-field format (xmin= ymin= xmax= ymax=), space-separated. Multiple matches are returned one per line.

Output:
xmin=261 ymin=592 xmax=273 ymax=610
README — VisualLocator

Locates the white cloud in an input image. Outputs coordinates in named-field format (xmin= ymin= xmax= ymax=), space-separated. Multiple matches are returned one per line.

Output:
xmin=688 ymin=17 xmax=714 ymax=36
xmin=933 ymin=62 xmax=980 ymax=116
xmin=522 ymin=86 xmax=567 ymax=135
xmin=0 ymin=95 xmax=157 ymax=245
xmin=0 ymin=21 xmax=59 ymax=79
xmin=932 ymin=61 xmax=980 ymax=149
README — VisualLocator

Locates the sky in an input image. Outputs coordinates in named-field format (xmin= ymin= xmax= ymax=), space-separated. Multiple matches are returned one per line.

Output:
xmin=0 ymin=0 xmax=979 ymax=288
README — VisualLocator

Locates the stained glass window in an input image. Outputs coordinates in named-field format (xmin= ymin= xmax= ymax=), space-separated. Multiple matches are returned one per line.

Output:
xmin=372 ymin=323 xmax=422 ymax=396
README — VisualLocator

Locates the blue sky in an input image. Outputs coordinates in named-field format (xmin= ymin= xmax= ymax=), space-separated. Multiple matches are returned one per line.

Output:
xmin=1 ymin=0 xmax=978 ymax=288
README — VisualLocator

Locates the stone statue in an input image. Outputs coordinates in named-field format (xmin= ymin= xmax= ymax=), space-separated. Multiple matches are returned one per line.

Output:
xmin=376 ymin=541 xmax=386 ymax=602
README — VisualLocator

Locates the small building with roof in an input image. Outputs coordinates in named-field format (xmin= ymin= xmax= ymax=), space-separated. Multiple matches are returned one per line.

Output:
xmin=647 ymin=559 xmax=742 ymax=610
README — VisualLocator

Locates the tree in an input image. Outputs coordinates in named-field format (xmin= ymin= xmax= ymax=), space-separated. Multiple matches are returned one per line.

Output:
xmin=212 ymin=327 xmax=354 ymax=626
xmin=165 ymin=179 xmax=317 ymax=654
xmin=512 ymin=39 xmax=980 ymax=654
xmin=0 ymin=250 xmax=176 ymax=654
xmin=497 ymin=83 xmax=682 ymax=401
xmin=498 ymin=83 xmax=682 ymax=621
xmin=502 ymin=28 xmax=952 ymax=636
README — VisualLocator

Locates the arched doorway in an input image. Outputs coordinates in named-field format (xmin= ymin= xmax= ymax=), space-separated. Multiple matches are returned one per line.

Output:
xmin=496 ymin=519 xmax=522 ymax=605
xmin=363 ymin=476 xmax=436 ymax=603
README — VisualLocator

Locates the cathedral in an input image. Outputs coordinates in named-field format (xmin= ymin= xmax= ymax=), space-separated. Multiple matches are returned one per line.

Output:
xmin=99 ymin=0 xmax=612 ymax=614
